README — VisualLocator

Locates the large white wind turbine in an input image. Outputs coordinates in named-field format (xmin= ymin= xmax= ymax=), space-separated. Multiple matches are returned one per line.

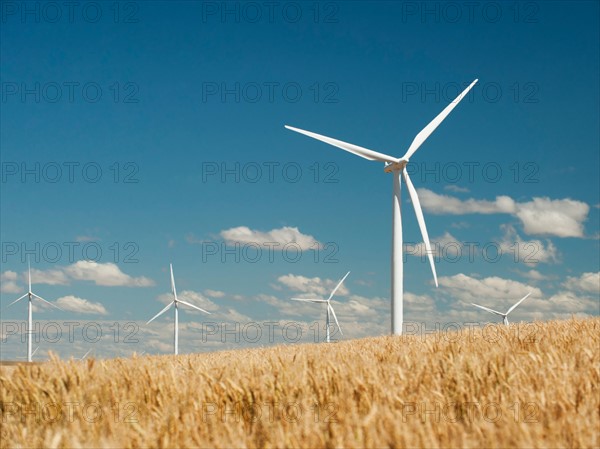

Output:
xmin=146 ymin=264 xmax=211 ymax=355
xmin=472 ymin=292 xmax=532 ymax=325
xmin=8 ymin=258 xmax=61 ymax=362
xmin=291 ymin=271 xmax=350 ymax=343
xmin=285 ymin=79 xmax=478 ymax=335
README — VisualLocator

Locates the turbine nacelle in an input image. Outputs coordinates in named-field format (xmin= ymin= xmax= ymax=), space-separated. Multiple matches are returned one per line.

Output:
xmin=384 ymin=159 xmax=408 ymax=173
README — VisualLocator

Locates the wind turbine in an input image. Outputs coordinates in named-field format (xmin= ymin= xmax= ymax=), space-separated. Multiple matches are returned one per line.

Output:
xmin=285 ymin=79 xmax=478 ymax=335
xmin=472 ymin=292 xmax=532 ymax=325
xmin=291 ymin=271 xmax=349 ymax=343
xmin=146 ymin=264 xmax=211 ymax=355
xmin=8 ymin=258 xmax=61 ymax=362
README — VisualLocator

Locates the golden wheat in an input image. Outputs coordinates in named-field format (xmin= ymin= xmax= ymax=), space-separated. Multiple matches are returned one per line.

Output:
xmin=1 ymin=317 xmax=598 ymax=448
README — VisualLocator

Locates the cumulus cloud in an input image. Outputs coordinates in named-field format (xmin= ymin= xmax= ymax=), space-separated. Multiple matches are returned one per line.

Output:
xmin=405 ymin=231 xmax=461 ymax=258
xmin=417 ymin=189 xmax=589 ymax=238
xmin=515 ymin=197 xmax=589 ymax=238
xmin=1 ymin=271 xmax=21 ymax=293
xmin=438 ymin=273 xmax=541 ymax=306
xmin=55 ymin=295 xmax=108 ymax=315
xmin=562 ymin=272 xmax=599 ymax=295
xmin=444 ymin=185 xmax=470 ymax=193
xmin=29 ymin=268 xmax=70 ymax=285
xmin=13 ymin=262 xmax=155 ymax=288
xmin=64 ymin=261 xmax=155 ymax=287
xmin=498 ymin=224 xmax=559 ymax=265
xmin=276 ymin=273 xmax=349 ymax=297
xmin=220 ymin=226 xmax=322 ymax=250
xmin=204 ymin=289 xmax=225 ymax=298
xmin=417 ymin=188 xmax=517 ymax=215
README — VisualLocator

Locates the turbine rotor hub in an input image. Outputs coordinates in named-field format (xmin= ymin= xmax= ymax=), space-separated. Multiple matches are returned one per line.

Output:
xmin=384 ymin=159 xmax=408 ymax=173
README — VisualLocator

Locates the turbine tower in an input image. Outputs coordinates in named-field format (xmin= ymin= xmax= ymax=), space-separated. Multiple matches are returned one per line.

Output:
xmin=285 ymin=79 xmax=478 ymax=335
xmin=291 ymin=271 xmax=349 ymax=343
xmin=472 ymin=292 xmax=532 ymax=325
xmin=8 ymin=258 xmax=61 ymax=362
xmin=147 ymin=263 xmax=211 ymax=355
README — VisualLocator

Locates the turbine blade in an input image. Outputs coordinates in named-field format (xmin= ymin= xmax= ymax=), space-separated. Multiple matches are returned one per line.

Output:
xmin=285 ymin=125 xmax=398 ymax=163
xmin=291 ymin=298 xmax=327 ymax=303
xmin=147 ymin=301 xmax=174 ymax=324
xmin=28 ymin=257 xmax=32 ymax=292
xmin=81 ymin=349 xmax=92 ymax=360
xmin=177 ymin=299 xmax=211 ymax=315
xmin=32 ymin=346 xmax=39 ymax=356
xmin=32 ymin=293 xmax=62 ymax=310
xmin=328 ymin=271 xmax=351 ymax=301
xmin=402 ymin=79 xmax=478 ymax=161
xmin=506 ymin=292 xmax=532 ymax=315
xmin=170 ymin=264 xmax=178 ymax=300
xmin=402 ymin=169 xmax=437 ymax=287
xmin=471 ymin=303 xmax=504 ymax=316
xmin=8 ymin=294 xmax=28 ymax=307
xmin=328 ymin=304 xmax=343 ymax=335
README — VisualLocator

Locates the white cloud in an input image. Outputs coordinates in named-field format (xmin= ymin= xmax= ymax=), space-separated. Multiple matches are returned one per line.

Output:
xmin=1 ymin=271 xmax=21 ymax=294
xmin=220 ymin=226 xmax=322 ymax=250
xmin=515 ymin=197 xmax=589 ymax=238
xmin=204 ymin=289 xmax=225 ymax=298
xmin=498 ymin=224 xmax=559 ymax=265
xmin=518 ymin=269 xmax=551 ymax=282
xmin=438 ymin=273 xmax=541 ymax=306
xmin=29 ymin=268 xmax=70 ymax=285
xmin=417 ymin=189 xmax=589 ymax=238
xmin=417 ymin=188 xmax=516 ymax=215
xmin=405 ymin=231 xmax=460 ymax=258
xmin=444 ymin=185 xmax=470 ymax=193
xmin=64 ymin=261 xmax=155 ymax=287
xmin=562 ymin=272 xmax=599 ymax=295
xmin=276 ymin=273 xmax=349 ymax=297
xmin=55 ymin=295 xmax=108 ymax=315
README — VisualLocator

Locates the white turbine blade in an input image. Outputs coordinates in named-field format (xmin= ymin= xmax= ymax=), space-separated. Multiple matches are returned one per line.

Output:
xmin=32 ymin=346 xmax=39 ymax=356
xmin=291 ymin=298 xmax=327 ymax=303
xmin=28 ymin=257 xmax=32 ymax=292
xmin=471 ymin=303 xmax=504 ymax=316
xmin=147 ymin=301 xmax=174 ymax=324
xmin=402 ymin=169 xmax=438 ymax=287
xmin=506 ymin=292 xmax=532 ymax=315
xmin=328 ymin=271 xmax=351 ymax=301
xmin=177 ymin=299 xmax=211 ymax=315
xmin=328 ymin=304 xmax=343 ymax=336
xmin=8 ymin=294 xmax=28 ymax=307
xmin=402 ymin=79 xmax=478 ymax=161
xmin=170 ymin=263 xmax=178 ymax=300
xmin=32 ymin=293 xmax=62 ymax=310
xmin=285 ymin=125 xmax=398 ymax=163
xmin=81 ymin=349 xmax=92 ymax=360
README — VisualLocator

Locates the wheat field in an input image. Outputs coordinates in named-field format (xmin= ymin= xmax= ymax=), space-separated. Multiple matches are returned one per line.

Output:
xmin=1 ymin=317 xmax=598 ymax=448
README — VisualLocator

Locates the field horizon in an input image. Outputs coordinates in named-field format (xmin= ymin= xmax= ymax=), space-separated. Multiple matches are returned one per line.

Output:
xmin=1 ymin=317 xmax=598 ymax=448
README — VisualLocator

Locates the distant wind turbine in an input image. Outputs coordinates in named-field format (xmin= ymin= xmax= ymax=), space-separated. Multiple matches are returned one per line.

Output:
xmin=147 ymin=264 xmax=211 ymax=355
xmin=285 ymin=79 xmax=478 ymax=335
xmin=8 ymin=258 xmax=61 ymax=362
xmin=291 ymin=271 xmax=349 ymax=343
xmin=472 ymin=292 xmax=532 ymax=325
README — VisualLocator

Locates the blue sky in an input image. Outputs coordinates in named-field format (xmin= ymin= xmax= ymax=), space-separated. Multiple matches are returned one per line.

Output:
xmin=1 ymin=1 xmax=598 ymax=358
